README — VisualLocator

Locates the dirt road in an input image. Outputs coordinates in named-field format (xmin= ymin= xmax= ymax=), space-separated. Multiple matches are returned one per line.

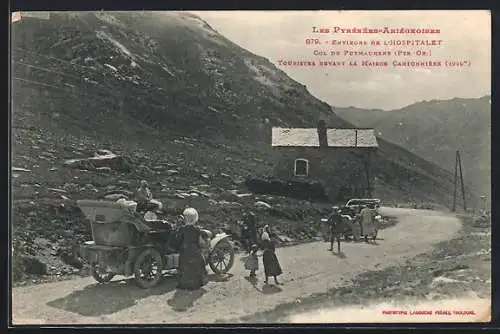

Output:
xmin=12 ymin=207 xmax=462 ymax=325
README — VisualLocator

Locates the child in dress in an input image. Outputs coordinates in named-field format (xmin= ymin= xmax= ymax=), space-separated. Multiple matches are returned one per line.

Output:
xmin=244 ymin=244 xmax=259 ymax=279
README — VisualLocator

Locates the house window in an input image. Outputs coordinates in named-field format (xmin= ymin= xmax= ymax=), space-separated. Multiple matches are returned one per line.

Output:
xmin=294 ymin=158 xmax=309 ymax=177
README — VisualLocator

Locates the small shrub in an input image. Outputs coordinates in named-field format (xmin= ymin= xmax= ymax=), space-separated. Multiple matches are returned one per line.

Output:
xmin=21 ymin=257 xmax=48 ymax=275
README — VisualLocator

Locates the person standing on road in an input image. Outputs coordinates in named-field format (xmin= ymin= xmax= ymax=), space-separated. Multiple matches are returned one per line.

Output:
xmin=360 ymin=204 xmax=377 ymax=242
xmin=176 ymin=207 xmax=208 ymax=290
xmin=328 ymin=207 xmax=343 ymax=252
xmin=240 ymin=220 xmax=250 ymax=253
xmin=243 ymin=212 xmax=258 ymax=253
xmin=351 ymin=207 xmax=362 ymax=242
xmin=261 ymin=232 xmax=283 ymax=285
xmin=244 ymin=244 xmax=259 ymax=280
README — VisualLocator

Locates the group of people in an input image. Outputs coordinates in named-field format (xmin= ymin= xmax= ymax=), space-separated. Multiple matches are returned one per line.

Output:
xmin=242 ymin=221 xmax=283 ymax=285
xmin=172 ymin=208 xmax=283 ymax=289
xmin=134 ymin=178 xmax=284 ymax=289
xmin=133 ymin=181 xmax=208 ymax=290
xmin=135 ymin=180 xmax=383 ymax=289
xmin=239 ymin=212 xmax=283 ymax=284
xmin=326 ymin=203 xmax=380 ymax=253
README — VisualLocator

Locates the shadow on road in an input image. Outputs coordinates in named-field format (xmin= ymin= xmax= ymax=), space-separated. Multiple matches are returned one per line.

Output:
xmin=165 ymin=273 xmax=232 ymax=311
xmin=244 ymin=276 xmax=283 ymax=295
xmin=363 ymin=239 xmax=381 ymax=246
xmin=46 ymin=275 xmax=178 ymax=316
xmin=332 ymin=251 xmax=347 ymax=259
xmin=167 ymin=288 xmax=207 ymax=312
xmin=208 ymin=273 xmax=233 ymax=282
xmin=262 ymin=284 xmax=283 ymax=294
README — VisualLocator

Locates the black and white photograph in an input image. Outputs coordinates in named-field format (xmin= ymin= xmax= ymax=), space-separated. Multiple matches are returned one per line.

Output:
xmin=10 ymin=10 xmax=491 ymax=324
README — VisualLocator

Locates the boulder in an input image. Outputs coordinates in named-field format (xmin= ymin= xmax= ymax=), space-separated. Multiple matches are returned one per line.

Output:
xmin=255 ymin=201 xmax=272 ymax=209
xmin=96 ymin=167 xmax=113 ymax=173
xmin=12 ymin=167 xmax=31 ymax=172
xmin=64 ymin=153 xmax=131 ymax=172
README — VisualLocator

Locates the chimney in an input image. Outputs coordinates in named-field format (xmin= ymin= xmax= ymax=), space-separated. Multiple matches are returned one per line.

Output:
xmin=317 ymin=120 xmax=328 ymax=148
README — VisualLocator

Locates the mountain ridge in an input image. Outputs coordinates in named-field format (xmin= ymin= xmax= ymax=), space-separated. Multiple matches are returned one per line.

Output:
xmin=335 ymin=95 xmax=490 ymax=112
xmin=334 ymin=96 xmax=490 ymax=204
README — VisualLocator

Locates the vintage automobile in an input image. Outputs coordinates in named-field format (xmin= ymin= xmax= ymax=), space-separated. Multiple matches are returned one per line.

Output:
xmin=76 ymin=200 xmax=235 ymax=289
xmin=320 ymin=200 xmax=382 ymax=242
xmin=345 ymin=198 xmax=381 ymax=214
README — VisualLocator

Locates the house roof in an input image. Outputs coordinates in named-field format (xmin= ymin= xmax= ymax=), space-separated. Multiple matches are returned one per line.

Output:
xmin=271 ymin=127 xmax=378 ymax=148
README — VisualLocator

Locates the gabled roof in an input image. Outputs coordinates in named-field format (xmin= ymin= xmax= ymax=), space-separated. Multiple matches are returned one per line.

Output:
xmin=271 ymin=127 xmax=378 ymax=148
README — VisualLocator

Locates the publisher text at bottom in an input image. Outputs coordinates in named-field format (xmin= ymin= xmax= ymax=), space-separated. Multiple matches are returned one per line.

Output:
xmin=382 ymin=310 xmax=476 ymax=316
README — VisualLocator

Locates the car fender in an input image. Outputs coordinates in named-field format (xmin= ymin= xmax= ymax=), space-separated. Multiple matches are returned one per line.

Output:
xmin=210 ymin=233 xmax=232 ymax=250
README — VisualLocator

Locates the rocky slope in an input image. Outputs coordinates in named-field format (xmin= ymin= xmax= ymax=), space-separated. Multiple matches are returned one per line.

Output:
xmin=11 ymin=11 xmax=461 ymax=280
xmin=335 ymin=97 xmax=491 ymax=205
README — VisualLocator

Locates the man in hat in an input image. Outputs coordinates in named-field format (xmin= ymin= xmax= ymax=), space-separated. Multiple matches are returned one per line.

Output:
xmin=242 ymin=211 xmax=258 ymax=253
xmin=135 ymin=180 xmax=154 ymax=213
xmin=328 ymin=206 xmax=343 ymax=252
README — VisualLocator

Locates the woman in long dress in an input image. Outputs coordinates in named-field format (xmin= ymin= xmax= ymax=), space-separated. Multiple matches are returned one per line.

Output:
xmin=176 ymin=207 xmax=208 ymax=290
xmin=260 ymin=232 xmax=283 ymax=285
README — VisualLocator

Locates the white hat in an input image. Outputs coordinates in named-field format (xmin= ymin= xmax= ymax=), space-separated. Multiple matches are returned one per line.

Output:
xmin=183 ymin=207 xmax=199 ymax=225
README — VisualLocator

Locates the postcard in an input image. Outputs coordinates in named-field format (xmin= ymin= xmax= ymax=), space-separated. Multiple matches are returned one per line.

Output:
xmin=10 ymin=10 xmax=491 ymax=325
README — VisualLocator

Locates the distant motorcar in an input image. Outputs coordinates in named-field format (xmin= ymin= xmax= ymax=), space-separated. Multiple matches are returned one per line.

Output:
xmin=345 ymin=198 xmax=381 ymax=208
xmin=345 ymin=198 xmax=381 ymax=214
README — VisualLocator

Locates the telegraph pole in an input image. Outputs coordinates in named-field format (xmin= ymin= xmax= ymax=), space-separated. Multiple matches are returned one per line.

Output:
xmin=458 ymin=151 xmax=467 ymax=211
xmin=452 ymin=150 xmax=467 ymax=212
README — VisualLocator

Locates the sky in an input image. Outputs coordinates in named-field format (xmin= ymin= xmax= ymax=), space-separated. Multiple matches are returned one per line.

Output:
xmin=192 ymin=10 xmax=491 ymax=110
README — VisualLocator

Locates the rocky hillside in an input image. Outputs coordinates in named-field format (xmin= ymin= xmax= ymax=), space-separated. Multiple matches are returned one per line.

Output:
xmin=11 ymin=12 xmax=461 ymax=280
xmin=335 ymin=97 xmax=491 ymax=205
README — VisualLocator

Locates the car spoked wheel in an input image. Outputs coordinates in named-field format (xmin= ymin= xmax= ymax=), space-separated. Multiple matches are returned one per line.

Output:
xmin=209 ymin=243 xmax=235 ymax=275
xmin=91 ymin=264 xmax=115 ymax=283
xmin=134 ymin=248 xmax=164 ymax=289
